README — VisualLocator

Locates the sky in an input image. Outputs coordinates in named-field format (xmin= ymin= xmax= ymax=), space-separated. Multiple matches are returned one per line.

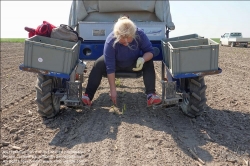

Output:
xmin=1 ymin=1 xmax=250 ymax=38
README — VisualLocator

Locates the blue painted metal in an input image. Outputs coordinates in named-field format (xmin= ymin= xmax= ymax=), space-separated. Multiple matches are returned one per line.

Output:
xmin=164 ymin=63 xmax=222 ymax=88
xmin=79 ymin=41 xmax=104 ymax=60
xmin=162 ymin=61 xmax=222 ymax=80
xmin=79 ymin=40 xmax=163 ymax=61
xmin=19 ymin=64 xmax=71 ymax=79
xmin=44 ymin=72 xmax=70 ymax=79
xmin=171 ymin=67 xmax=222 ymax=79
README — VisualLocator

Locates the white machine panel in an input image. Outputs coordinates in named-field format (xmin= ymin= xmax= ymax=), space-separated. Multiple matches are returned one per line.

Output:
xmin=78 ymin=21 xmax=166 ymax=41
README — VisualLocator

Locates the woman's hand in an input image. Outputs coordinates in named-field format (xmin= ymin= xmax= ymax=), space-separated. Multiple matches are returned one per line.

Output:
xmin=110 ymin=88 xmax=117 ymax=105
xmin=132 ymin=57 xmax=145 ymax=71
xmin=107 ymin=73 xmax=117 ymax=105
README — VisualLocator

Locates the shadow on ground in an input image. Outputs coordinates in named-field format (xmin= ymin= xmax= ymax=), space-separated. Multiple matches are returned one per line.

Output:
xmin=44 ymin=91 xmax=250 ymax=163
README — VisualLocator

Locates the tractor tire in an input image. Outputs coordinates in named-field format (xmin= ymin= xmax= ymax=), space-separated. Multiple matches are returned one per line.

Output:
xmin=35 ymin=74 xmax=62 ymax=118
xmin=181 ymin=76 xmax=207 ymax=118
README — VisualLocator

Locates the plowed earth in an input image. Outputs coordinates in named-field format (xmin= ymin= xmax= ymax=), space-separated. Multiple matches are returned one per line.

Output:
xmin=1 ymin=43 xmax=250 ymax=166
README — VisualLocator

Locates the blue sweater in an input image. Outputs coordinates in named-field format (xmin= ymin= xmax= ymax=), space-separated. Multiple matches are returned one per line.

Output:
xmin=104 ymin=28 xmax=153 ymax=74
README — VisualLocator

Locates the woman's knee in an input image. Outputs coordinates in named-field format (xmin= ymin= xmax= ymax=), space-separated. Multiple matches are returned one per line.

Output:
xmin=94 ymin=55 xmax=106 ymax=69
xmin=143 ymin=59 xmax=154 ymax=69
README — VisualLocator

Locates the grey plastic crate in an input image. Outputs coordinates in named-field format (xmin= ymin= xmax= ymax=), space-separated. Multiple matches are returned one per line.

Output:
xmin=164 ymin=38 xmax=219 ymax=76
xmin=161 ymin=34 xmax=203 ymax=67
xmin=24 ymin=35 xmax=80 ymax=74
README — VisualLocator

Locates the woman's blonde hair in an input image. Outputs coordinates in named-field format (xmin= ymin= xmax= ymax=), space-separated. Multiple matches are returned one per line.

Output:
xmin=113 ymin=16 xmax=137 ymax=48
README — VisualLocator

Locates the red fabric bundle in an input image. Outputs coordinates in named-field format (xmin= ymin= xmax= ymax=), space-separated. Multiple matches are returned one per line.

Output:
xmin=24 ymin=21 xmax=56 ymax=38
xmin=24 ymin=27 xmax=36 ymax=38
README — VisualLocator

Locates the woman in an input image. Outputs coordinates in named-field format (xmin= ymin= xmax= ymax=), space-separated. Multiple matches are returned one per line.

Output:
xmin=82 ymin=16 xmax=161 ymax=107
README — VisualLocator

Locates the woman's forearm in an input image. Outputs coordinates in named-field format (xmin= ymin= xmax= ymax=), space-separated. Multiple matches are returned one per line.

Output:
xmin=142 ymin=52 xmax=153 ymax=62
xmin=107 ymin=73 xmax=116 ymax=91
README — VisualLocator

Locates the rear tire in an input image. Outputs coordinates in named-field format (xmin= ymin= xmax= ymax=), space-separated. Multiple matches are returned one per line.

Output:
xmin=35 ymin=74 xmax=62 ymax=118
xmin=181 ymin=76 xmax=207 ymax=118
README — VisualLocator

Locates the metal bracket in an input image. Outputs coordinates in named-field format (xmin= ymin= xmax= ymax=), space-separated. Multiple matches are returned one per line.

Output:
xmin=161 ymin=80 xmax=177 ymax=100
xmin=76 ymin=61 xmax=87 ymax=74
xmin=67 ymin=81 xmax=81 ymax=100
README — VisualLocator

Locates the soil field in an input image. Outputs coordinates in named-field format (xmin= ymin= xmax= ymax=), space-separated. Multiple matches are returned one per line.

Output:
xmin=0 ymin=43 xmax=250 ymax=166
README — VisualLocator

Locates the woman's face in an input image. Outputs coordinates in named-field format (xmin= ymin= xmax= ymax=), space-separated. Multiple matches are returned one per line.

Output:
xmin=119 ymin=36 xmax=133 ymax=46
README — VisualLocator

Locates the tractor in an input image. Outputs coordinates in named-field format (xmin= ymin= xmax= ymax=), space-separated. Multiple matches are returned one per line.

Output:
xmin=19 ymin=0 xmax=222 ymax=118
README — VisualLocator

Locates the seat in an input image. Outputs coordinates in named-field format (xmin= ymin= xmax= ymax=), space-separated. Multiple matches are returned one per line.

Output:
xmin=103 ymin=71 xmax=143 ymax=78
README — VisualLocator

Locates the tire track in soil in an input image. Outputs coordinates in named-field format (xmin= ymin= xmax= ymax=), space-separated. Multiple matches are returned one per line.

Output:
xmin=1 ymin=54 xmax=37 ymax=107
xmin=221 ymin=62 xmax=250 ymax=74
xmin=1 ymin=56 xmax=23 ymax=60
xmin=55 ymin=63 xmax=181 ymax=165
xmin=205 ymin=81 xmax=250 ymax=113
xmin=0 ymin=61 xmax=25 ymax=77
xmin=112 ymin=106 xmax=150 ymax=165
xmin=205 ymin=47 xmax=250 ymax=113
xmin=1 ymin=91 xmax=36 ymax=116
xmin=1 ymin=81 xmax=36 ymax=109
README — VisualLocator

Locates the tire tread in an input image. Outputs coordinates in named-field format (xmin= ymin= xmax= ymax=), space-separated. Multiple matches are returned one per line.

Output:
xmin=35 ymin=73 xmax=61 ymax=118
xmin=183 ymin=76 xmax=207 ymax=117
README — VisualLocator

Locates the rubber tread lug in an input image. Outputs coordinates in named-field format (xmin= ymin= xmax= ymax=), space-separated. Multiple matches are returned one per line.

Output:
xmin=191 ymin=92 xmax=201 ymax=101
xmin=37 ymin=74 xmax=45 ymax=81
xmin=41 ymin=93 xmax=51 ymax=102
xmin=41 ymin=79 xmax=52 ymax=88
xmin=191 ymin=79 xmax=201 ymax=87
xmin=34 ymin=98 xmax=45 ymax=109
xmin=35 ymin=85 xmax=43 ymax=94
xmin=43 ymin=105 xmax=53 ymax=114
xmin=199 ymin=99 xmax=207 ymax=107
xmin=198 ymin=76 xmax=204 ymax=81
xmin=37 ymin=110 xmax=47 ymax=117
xmin=200 ymin=85 xmax=207 ymax=94
xmin=191 ymin=105 xmax=199 ymax=112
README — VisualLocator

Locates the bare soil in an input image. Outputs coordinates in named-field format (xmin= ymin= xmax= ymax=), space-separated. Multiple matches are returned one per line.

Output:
xmin=1 ymin=42 xmax=250 ymax=166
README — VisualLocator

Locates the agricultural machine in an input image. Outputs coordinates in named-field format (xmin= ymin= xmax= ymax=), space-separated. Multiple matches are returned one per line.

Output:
xmin=19 ymin=0 xmax=222 ymax=118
